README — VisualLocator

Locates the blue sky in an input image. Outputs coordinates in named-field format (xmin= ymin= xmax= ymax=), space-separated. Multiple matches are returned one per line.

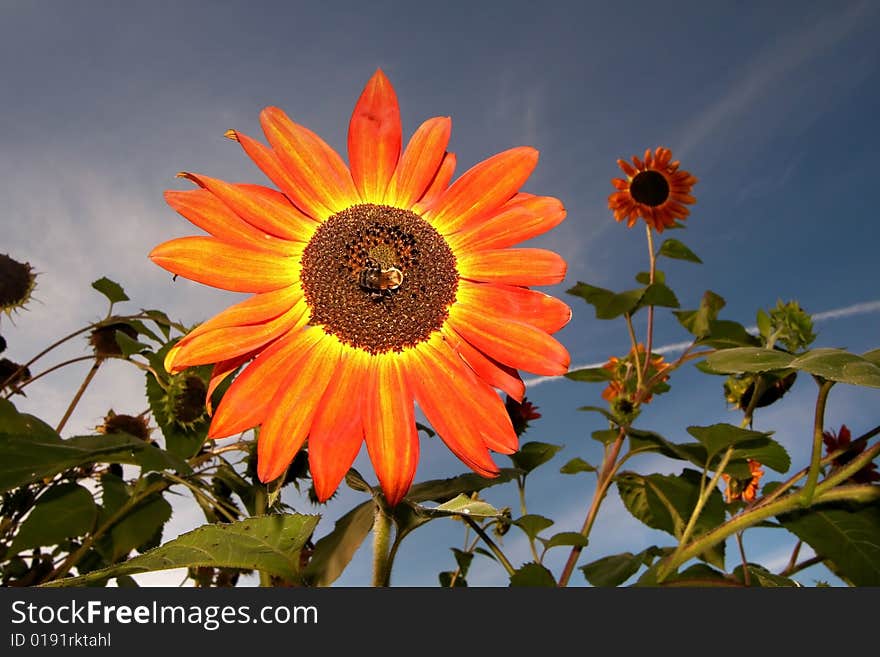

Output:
xmin=2 ymin=1 xmax=878 ymax=586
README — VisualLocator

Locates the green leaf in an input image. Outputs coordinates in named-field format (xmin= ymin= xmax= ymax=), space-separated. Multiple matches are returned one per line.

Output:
xmin=616 ymin=469 xmax=725 ymax=569
xmin=566 ymin=282 xmax=645 ymax=320
xmin=635 ymin=270 xmax=666 ymax=285
xmin=577 ymin=405 xmax=617 ymax=421
xmin=560 ymin=457 xmax=596 ymax=475
xmin=704 ymin=347 xmax=795 ymax=373
xmin=637 ymin=283 xmax=680 ymax=310
xmin=303 ymin=501 xmax=374 ymax=587
xmin=10 ymin=483 xmax=97 ymax=554
xmin=592 ymin=429 xmax=620 ymax=445
xmin=564 ymin=367 xmax=613 ymax=382
xmin=509 ymin=441 xmax=564 ymax=474
xmin=0 ymin=432 xmax=189 ymax=493
xmin=789 ymin=349 xmax=880 ymax=387
xmin=862 ymin=348 xmax=880 ymax=367
xmin=673 ymin=290 xmax=726 ymax=337
xmin=428 ymin=494 xmax=501 ymax=518
xmin=695 ymin=320 xmax=761 ymax=349
xmin=406 ymin=468 xmax=520 ymax=503
xmin=99 ymin=494 xmax=173 ymax=563
xmin=438 ymin=571 xmax=467 ymax=587
xmin=732 ymin=564 xmax=799 ymax=587
xmin=686 ymin=424 xmax=772 ymax=463
xmin=114 ymin=331 xmax=151 ymax=358
xmin=451 ymin=548 xmax=474 ymax=576
xmin=91 ymin=277 xmax=129 ymax=304
xmin=778 ymin=501 xmax=880 ymax=586
xmin=540 ymin=532 xmax=589 ymax=550
xmin=756 ymin=309 xmax=771 ymax=340
xmin=581 ymin=552 xmax=644 ymax=587
xmin=45 ymin=514 xmax=320 ymax=587
xmin=513 ymin=514 xmax=554 ymax=540
xmin=657 ymin=238 xmax=702 ymax=263
xmin=509 ymin=562 xmax=556 ymax=587
xmin=0 ymin=398 xmax=59 ymax=441
xmin=141 ymin=309 xmax=173 ymax=339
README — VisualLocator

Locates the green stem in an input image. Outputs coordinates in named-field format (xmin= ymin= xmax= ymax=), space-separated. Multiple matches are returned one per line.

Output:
xmin=557 ymin=427 xmax=627 ymax=587
xmin=675 ymin=447 xmax=733 ymax=556
xmin=372 ymin=505 xmax=392 ymax=587
xmin=802 ymin=379 xmax=834 ymax=505
xmin=3 ymin=356 xmax=96 ymax=397
xmin=55 ymin=359 xmax=102 ymax=434
xmin=623 ymin=313 xmax=643 ymax=390
xmin=254 ymin=486 xmax=272 ymax=587
xmin=463 ymin=516 xmax=515 ymax=577
xmin=655 ymin=470 xmax=880 ymax=583
xmin=642 ymin=225 xmax=657 ymax=381
xmin=517 ymin=476 xmax=541 ymax=562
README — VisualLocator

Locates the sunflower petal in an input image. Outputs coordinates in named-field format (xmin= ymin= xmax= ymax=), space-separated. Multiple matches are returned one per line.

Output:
xmin=385 ymin=116 xmax=451 ymax=208
xmin=149 ymin=236 xmax=298 ymax=292
xmin=176 ymin=173 xmax=317 ymax=243
xmin=206 ymin=353 xmax=252 ymax=415
xmin=448 ymin=195 xmax=566 ymax=251
xmin=363 ymin=357 xmax=419 ymax=506
xmin=407 ymin=341 xmax=509 ymax=473
xmin=446 ymin=326 xmax=525 ymax=403
xmin=456 ymin=280 xmax=571 ymax=334
xmin=348 ymin=69 xmax=401 ymax=203
xmin=414 ymin=152 xmax=457 ymax=213
xmin=257 ymin=336 xmax=343 ymax=483
xmin=169 ymin=297 xmax=309 ymax=370
xmin=308 ymin=348 xmax=369 ymax=502
xmin=426 ymin=147 xmax=538 ymax=234
xmin=260 ymin=106 xmax=358 ymax=218
xmin=457 ymin=248 xmax=567 ymax=286
xmin=164 ymin=188 xmax=295 ymax=254
xmin=208 ymin=327 xmax=325 ymax=439
xmin=227 ymin=130 xmax=317 ymax=218
xmin=448 ymin=304 xmax=570 ymax=376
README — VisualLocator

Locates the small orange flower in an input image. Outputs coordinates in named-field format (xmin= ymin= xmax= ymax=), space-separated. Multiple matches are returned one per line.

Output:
xmin=150 ymin=70 xmax=572 ymax=505
xmin=601 ymin=343 xmax=670 ymax=404
xmin=722 ymin=459 xmax=765 ymax=503
xmin=608 ymin=147 xmax=697 ymax=232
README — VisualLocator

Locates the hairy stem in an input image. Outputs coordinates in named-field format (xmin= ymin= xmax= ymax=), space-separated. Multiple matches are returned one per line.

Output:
xmin=55 ymin=359 xmax=102 ymax=434
xmin=371 ymin=505 xmax=392 ymax=587
xmin=802 ymin=379 xmax=834 ymax=505
xmin=557 ymin=427 xmax=627 ymax=587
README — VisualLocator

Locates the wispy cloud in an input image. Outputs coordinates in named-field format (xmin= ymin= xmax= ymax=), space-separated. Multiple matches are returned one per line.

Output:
xmin=524 ymin=299 xmax=880 ymax=388
xmin=677 ymin=1 xmax=876 ymax=158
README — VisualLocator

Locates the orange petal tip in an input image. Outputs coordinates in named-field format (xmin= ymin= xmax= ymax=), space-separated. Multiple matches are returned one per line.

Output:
xmin=224 ymin=129 xmax=239 ymax=142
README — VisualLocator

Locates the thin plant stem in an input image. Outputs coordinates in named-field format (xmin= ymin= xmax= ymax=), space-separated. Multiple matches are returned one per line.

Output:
xmin=623 ymin=313 xmax=643 ymax=390
xmin=55 ymin=359 xmax=102 ymax=434
xmin=735 ymin=532 xmax=751 ymax=586
xmin=676 ymin=446 xmax=733 ymax=552
xmin=557 ymin=427 xmax=627 ymax=587
xmin=780 ymin=555 xmax=823 ymax=578
xmin=802 ymin=379 xmax=834 ymax=505
xmin=642 ymin=225 xmax=656 ymax=380
xmin=517 ymin=476 xmax=541 ymax=562
xmin=782 ymin=540 xmax=803 ymax=577
xmin=2 ymin=355 xmax=95 ymax=398
xmin=463 ymin=516 xmax=515 ymax=577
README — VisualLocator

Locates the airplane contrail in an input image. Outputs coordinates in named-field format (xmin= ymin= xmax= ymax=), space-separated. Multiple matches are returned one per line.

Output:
xmin=523 ymin=299 xmax=880 ymax=388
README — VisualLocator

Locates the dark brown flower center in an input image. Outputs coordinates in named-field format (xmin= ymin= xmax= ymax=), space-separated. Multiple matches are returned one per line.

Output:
xmin=0 ymin=253 xmax=36 ymax=311
xmin=630 ymin=170 xmax=670 ymax=207
xmin=300 ymin=204 xmax=458 ymax=354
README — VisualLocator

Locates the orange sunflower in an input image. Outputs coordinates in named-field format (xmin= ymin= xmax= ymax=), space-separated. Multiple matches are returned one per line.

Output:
xmin=150 ymin=70 xmax=571 ymax=505
xmin=608 ymin=147 xmax=697 ymax=232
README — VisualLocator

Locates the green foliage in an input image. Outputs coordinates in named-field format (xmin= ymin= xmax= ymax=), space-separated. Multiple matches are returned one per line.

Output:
xmin=45 ymin=514 xmax=319 ymax=587
xmin=509 ymin=441 xmax=563 ymax=474
xmin=513 ymin=514 xmax=554 ymax=541
xmin=566 ymin=281 xmax=679 ymax=320
xmin=778 ymin=501 xmax=880 ymax=586
xmin=559 ymin=457 xmax=596 ymax=475
xmin=581 ymin=548 xmax=666 ymax=587
xmin=509 ymin=562 xmax=556 ymax=587
xmin=705 ymin=347 xmax=880 ymax=387
xmin=91 ymin=277 xmax=129 ymax=304
xmin=564 ymin=367 xmax=613 ymax=382
xmin=656 ymin=238 xmax=702 ymax=263
xmin=617 ymin=469 xmax=726 ymax=569
xmin=303 ymin=502 xmax=374 ymax=587
xmin=10 ymin=483 xmax=97 ymax=554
